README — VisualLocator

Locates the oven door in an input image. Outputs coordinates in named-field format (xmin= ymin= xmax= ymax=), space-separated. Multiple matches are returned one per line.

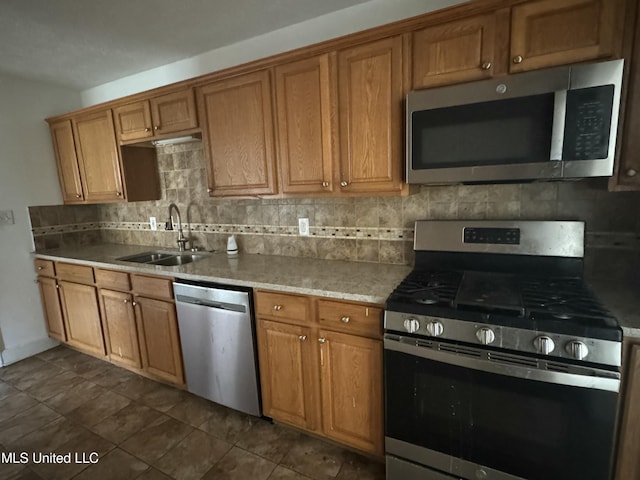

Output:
xmin=384 ymin=335 xmax=620 ymax=480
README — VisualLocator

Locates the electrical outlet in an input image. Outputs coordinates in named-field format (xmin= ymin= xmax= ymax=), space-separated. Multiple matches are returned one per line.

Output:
xmin=298 ymin=218 xmax=310 ymax=236
xmin=0 ymin=210 xmax=15 ymax=225
xmin=149 ymin=217 xmax=157 ymax=231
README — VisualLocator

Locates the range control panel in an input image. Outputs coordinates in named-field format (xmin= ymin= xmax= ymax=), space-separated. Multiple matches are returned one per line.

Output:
xmin=463 ymin=227 xmax=520 ymax=245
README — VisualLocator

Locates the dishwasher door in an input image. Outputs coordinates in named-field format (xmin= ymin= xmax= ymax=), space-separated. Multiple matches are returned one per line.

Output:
xmin=173 ymin=282 xmax=261 ymax=416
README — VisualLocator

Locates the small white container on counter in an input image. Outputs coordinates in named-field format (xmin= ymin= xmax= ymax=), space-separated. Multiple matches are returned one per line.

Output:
xmin=227 ymin=235 xmax=238 ymax=256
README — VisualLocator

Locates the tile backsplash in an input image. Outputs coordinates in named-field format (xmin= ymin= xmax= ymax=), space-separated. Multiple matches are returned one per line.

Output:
xmin=30 ymin=142 xmax=640 ymax=272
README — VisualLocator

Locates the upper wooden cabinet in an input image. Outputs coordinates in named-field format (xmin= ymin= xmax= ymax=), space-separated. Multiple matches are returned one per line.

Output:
xmin=197 ymin=70 xmax=278 ymax=196
xmin=113 ymin=89 xmax=198 ymax=143
xmin=49 ymin=120 xmax=84 ymax=203
xmin=510 ymin=0 xmax=624 ymax=73
xmin=412 ymin=12 xmax=507 ymax=89
xmin=275 ymin=54 xmax=338 ymax=194
xmin=72 ymin=110 xmax=125 ymax=203
xmin=337 ymin=36 xmax=405 ymax=194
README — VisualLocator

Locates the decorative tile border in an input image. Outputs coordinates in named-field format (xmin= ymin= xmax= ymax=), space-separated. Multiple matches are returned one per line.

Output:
xmin=32 ymin=221 xmax=414 ymax=242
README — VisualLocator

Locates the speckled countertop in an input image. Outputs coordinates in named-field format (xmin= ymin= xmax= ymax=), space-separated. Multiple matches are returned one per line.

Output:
xmin=588 ymin=278 xmax=640 ymax=338
xmin=33 ymin=243 xmax=411 ymax=305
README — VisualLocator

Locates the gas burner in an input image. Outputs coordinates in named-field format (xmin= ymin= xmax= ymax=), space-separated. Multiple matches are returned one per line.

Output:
xmin=416 ymin=297 xmax=438 ymax=305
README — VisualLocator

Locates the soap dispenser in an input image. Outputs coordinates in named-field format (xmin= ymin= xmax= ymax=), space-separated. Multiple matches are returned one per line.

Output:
xmin=227 ymin=235 xmax=238 ymax=256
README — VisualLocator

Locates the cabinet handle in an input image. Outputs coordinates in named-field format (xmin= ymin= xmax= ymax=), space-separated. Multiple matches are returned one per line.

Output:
xmin=132 ymin=301 xmax=137 ymax=306
xmin=341 ymin=316 xmax=350 ymax=324
xmin=273 ymin=305 xmax=282 ymax=311
xmin=481 ymin=61 xmax=492 ymax=70
xmin=207 ymin=188 xmax=213 ymax=193
xmin=322 ymin=181 xmax=330 ymax=188
xmin=154 ymin=125 xmax=160 ymax=131
xmin=318 ymin=338 xmax=326 ymax=344
xmin=513 ymin=55 xmax=524 ymax=64
xmin=55 ymin=284 xmax=60 ymax=289
xmin=123 ymin=299 xmax=129 ymax=304
xmin=75 ymin=194 xmax=82 ymax=198
xmin=340 ymin=181 xmax=348 ymax=187
xmin=37 ymin=266 xmax=44 ymax=270
xmin=144 ymin=127 xmax=150 ymax=132
xmin=116 ymin=192 xmax=122 ymax=197
xmin=626 ymin=169 xmax=637 ymax=177
xmin=299 ymin=335 xmax=307 ymax=341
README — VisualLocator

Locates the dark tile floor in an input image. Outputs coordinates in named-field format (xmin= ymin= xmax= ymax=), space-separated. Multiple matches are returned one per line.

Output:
xmin=0 ymin=346 xmax=385 ymax=480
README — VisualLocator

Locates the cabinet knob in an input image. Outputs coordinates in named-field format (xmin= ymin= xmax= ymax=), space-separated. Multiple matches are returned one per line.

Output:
xmin=207 ymin=188 xmax=213 ymax=193
xmin=154 ymin=125 xmax=160 ymax=131
xmin=513 ymin=55 xmax=524 ymax=64
xmin=132 ymin=301 xmax=137 ymax=307
xmin=626 ymin=169 xmax=637 ymax=177
xmin=341 ymin=316 xmax=350 ymax=324
xmin=123 ymin=299 xmax=129 ymax=304
xmin=318 ymin=338 xmax=326 ymax=344
xmin=322 ymin=181 xmax=330 ymax=188
xmin=481 ymin=61 xmax=492 ymax=70
xmin=340 ymin=181 xmax=348 ymax=187
xmin=37 ymin=266 xmax=44 ymax=270
xmin=298 ymin=335 xmax=307 ymax=342
xmin=75 ymin=194 xmax=82 ymax=198
xmin=273 ymin=305 xmax=282 ymax=311
xmin=116 ymin=192 xmax=122 ymax=197
xmin=55 ymin=284 xmax=60 ymax=289
xmin=144 ymin=127 xmax=150 ymax=132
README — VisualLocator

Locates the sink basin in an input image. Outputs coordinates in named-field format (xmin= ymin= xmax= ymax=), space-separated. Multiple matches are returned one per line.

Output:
xmin=116 ymin=251 xmax=210 ymax=266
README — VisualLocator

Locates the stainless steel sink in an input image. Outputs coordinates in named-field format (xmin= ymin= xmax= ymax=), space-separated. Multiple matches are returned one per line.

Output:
xmin=116 ymin=251 xmax=210 ymax=266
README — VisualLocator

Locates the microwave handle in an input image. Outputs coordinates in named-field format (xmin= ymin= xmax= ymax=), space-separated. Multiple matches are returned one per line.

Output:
xmin=550 ymin=90 xmax=567 ymax=161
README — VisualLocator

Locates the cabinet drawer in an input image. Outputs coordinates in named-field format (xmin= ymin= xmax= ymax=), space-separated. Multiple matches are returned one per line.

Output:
xmin=317 ymin=300 xmax=382 ymax=338
xmin=34 ymin=259 xmax=55 ymax=277
xmin=56 ymin=262 xmax=94 ymax=284
xmin=255 ymin=291 xmax=311 ymax=324
xmin=95 ymin=268 xmax=130 ymax=291
xmin=131 ymin=274 xmax=173 ymax=300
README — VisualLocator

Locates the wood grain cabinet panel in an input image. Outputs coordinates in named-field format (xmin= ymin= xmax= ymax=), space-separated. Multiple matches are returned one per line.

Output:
xmin=412 ymin=13 xmax=503 ymax=89
xmin=275 ymin=54 xmax=337 ymax=194
xmin=257 ymin=319 xmax=319 ymax=431
xmin=510 ymin=0 xmax=624 ymax=73
xmin=59 ymin=281 xmax=105 ymax=356
xmin=99 ymin=289 xmax=142 ymax=369
xmin=135 ymin=296 xmax=184 ymax=385
xmin=37 ymin=277 xmax=66 ymax=342
xmin=49 ymin=120 xmax=84 ymax=203
xmin=317 ymin=300 xmax=382 ymax=338
xmin=319 ymin=329 xmax=383 ymax=455
xmin=113 ymin=101 xmax=153 ymax=142
xmin=34 ymin=259 xmax=55 ymax=277
xmin=255 ymin=291 xmax=310 ymax=325
xmin=72 ymin=110 xmax=125 ymax=203
xmin=616 ymin=342 xmax=640 ymax=479
xmin=338 ymin=36 xmax=404 ymax=194
xmin=197 ymin=70 xmax=277 ymax=196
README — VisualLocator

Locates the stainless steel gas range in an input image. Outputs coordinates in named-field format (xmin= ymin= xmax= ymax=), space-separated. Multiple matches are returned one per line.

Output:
xmin=384 ymin=220 xmax=622 ymax=480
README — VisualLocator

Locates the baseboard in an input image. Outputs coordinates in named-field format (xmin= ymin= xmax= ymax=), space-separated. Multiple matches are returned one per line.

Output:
xmin=0 ymin=337 xmax=60 ymax=366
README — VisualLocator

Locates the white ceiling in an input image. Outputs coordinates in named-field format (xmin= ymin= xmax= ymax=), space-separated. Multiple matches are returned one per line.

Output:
xmin=0 ymin=0 xmax=373 ymax=90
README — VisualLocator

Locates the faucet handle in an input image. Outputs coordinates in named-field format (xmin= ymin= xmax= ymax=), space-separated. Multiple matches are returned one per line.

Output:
xmin=177 ymin=238 xmax=188 ymax=252
xmin=165 ymin=220 xmax=173 ymax=231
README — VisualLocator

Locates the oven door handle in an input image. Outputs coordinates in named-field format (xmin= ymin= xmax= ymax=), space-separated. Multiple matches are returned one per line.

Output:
xmin=384 ymin=337 xmax=620 ymax=393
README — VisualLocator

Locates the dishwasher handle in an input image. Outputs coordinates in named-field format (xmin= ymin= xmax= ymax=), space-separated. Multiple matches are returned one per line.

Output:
xmin=175 ymin=294 xmax=246 ymax=313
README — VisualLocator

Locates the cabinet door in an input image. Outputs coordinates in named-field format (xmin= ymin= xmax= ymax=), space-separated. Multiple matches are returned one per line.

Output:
xmin=73 ymin=110 xmax=125 ymax=202
xmin=150 ymin=89 xmax=198 ymax=136
xmin=59 ymin=281 xmax=105 ymax=356
xmin=412 ymin=13 xmax=502 ymax=89
xmin=37 ymin=277 xmax=66 ymax=342
xmin=510 ymin=0 xmax=623 ymax=73
xmin=197 ymin=70 xmax=277 ymax=196
xmin=135 ymin=296 xmax=184 ymax=385
xmin=113 ymin=101 xmax=153 ymax=142
xmin=338 ymin=36 xmax=404 ymax=194
xmin=319 ymin=330 xmax=383 ymax=455
xmin=49 ymin=120 xmax=84 ymax=203
xmin=99 ymin=289 xmax=141 ymax=369
xmin=275 ymin=54 xmax=337 ymax=194
xmin=257 ymin=319 xmax=319 ymax=430
xmin=616 ymin=343 xmax=640 ymax=479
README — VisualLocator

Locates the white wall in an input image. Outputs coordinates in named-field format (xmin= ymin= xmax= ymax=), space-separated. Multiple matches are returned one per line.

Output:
xmin=0 ymin=73 xmax=81 ymax=365
xmin=81 ymin=0 xmax=465 ymax=106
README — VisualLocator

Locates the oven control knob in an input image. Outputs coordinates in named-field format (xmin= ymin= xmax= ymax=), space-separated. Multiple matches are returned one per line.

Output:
xmin=476 ymin=327 xmax=495 ymax=345
xmin=534 ymin=336 xmax=555 ymax=355
xmin=566 ymin=340 xmax=589 ymax=360
xmin=426 ymin=320 xmax=444 ymax=337
xmin=403 ymin=318 xmax=420 ymax=334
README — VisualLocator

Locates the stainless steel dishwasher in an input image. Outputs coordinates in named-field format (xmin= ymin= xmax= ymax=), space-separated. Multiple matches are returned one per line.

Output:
xmin=173 ymin=281 xmax=261 ymax=416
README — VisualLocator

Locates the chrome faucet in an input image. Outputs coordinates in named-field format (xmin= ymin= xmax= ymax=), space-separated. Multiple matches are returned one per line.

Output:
xmin=166 ymin=203 xmax=188 ymax=252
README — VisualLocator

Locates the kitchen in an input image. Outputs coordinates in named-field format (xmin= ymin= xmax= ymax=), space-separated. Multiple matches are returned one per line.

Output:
xmin=1 ymin=0 xmax=640 ymax=479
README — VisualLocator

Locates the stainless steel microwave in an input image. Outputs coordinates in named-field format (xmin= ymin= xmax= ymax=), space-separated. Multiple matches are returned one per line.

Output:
xmin=406 ymin=59 xmax=624 ymax=185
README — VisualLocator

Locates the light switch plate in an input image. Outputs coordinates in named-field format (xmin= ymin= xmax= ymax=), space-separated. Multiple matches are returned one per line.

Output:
xmin=298 ymin=218 xmax=310 ymax=236
xmin=149 ymin=217 xmax=157 ymax=231
xmin=0 ymin=210 xmax=15 ymax=225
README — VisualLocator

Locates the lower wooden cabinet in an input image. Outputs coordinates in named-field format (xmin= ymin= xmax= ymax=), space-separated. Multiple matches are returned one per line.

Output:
xmin=135 ymin=296 xmax=184 ymax=385
xmin=615 ymin=341 xmax=640 ymax=479
xmin=255 ymin=290 xmax=384 ymax=456
xmin=99 ymin=289 xmax=142 ymax=369
xmin=257 ymin=319 xmax=320 ymax=431
xmin=37 ymin=276 xmax=66 ymax=342
xmin=58 ymin=280 xmax=105 ymax=356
